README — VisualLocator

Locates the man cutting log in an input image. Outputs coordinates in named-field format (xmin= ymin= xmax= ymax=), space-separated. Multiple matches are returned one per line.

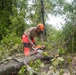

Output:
xmin=22 ymin=23 xmax=45 ymax=56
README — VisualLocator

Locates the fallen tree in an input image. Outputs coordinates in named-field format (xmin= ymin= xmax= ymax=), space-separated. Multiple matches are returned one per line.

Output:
xmin=0 ymin=53 xmax=50 ymax=75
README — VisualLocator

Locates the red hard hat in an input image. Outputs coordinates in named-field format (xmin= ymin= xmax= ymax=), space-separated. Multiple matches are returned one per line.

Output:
xmin=37 ymin=23 xmax=44 ymax=31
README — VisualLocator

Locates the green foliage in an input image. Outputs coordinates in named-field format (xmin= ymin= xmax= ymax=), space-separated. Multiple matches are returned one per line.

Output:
xmin=67 ymin=58 xmax=72 ymax=63
xmin=29 ymin=59 xmax=44 ymax=74
xmin=0 ymin=0 xmax=76 ymax=74
xmin=0 ymin=0 xmax=28 ymax=59
xmin=18 ymin=66 xmax=26 ymax=75
xmin=58 ymin=48 xmax=65 ymax=55
xmin=0 ymin=33 xmax=23 ymax=59
xmin=42 ymin=52 xmax=49 ymax=56
xmin=18 ymin=59 xmax=44 ymax=75
xmin=0 ymin=0 xmax=28 ymax=40
xmin=0 ymin=0 xmax=12 ymax=40
xmin=52 ymin=57 xmax=64 ymax=67
xmin=59 ymin=69 xmax=64 ymax=75
xmin=30 ymin=59 xmax=42 ymax=69
xmin=60 ymin=22 xmax=76 ymax=52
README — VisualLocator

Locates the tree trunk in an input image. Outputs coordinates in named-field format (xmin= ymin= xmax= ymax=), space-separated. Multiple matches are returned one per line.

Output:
xmin=0 ymin=53 xmax=50 ymax=75
xmin=40 ymin=0 xmax=46 ymax=36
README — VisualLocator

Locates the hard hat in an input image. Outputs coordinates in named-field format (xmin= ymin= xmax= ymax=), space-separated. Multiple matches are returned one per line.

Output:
xmin=37 ymin=23 xmax=44 ymax=31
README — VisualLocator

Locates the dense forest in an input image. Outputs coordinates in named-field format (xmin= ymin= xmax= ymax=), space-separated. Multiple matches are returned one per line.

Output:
xmin=0 ymin=0 xmax=76 ymax=75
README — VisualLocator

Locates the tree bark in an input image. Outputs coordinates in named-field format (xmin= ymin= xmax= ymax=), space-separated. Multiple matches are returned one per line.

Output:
xmin=40 ymin=0 xmax=46 ymax=36
xmin=0 ymin=53 xmax=50 ymax=75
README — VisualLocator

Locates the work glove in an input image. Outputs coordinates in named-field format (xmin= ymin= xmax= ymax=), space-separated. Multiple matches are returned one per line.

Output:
xmin=32 ymin=45 xmax=41 ymax=50
xmin=36 ymin=45 xmax=45 ymax=50
xmin=32 ymin=45 xmax=43 ymax=54
xmin=35 ymin=45 xmax=43 ymax=53
xmin=36 ymin=45 xmax=41 ymax=49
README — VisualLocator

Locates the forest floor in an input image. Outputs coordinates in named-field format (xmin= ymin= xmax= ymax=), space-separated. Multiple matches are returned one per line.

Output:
xmin=40 ymin=53 xmax=76 ymax=75
xmin=0 ymin=49 xmax=76 ymax=75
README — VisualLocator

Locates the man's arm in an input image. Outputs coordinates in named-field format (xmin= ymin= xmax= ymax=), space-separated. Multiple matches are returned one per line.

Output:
xmin=39 ymin=34 xmax=44 ymax=45
xmin=39 ymin=34 xmax=46 ymax=49
xmin=28 ymin=37 xmax=36 ymax=48
xmin=27 ymin=31 xmax=36 ymax=48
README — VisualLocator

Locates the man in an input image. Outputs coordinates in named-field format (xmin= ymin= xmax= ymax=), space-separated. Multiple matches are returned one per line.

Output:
xmin=22 ymin=23 xmax=45 ymax=56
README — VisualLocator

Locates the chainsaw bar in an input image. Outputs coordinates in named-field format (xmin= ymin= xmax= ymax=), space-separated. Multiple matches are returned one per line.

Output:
xmin=32 ymin=47 xmax=43 ymax=53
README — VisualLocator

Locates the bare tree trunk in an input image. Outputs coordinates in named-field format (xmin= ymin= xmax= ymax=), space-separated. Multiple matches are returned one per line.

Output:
xmin=40 ymin=0 xmax=46 ymax=36
xmin=0 ymin=53 xmax=50 ymax=75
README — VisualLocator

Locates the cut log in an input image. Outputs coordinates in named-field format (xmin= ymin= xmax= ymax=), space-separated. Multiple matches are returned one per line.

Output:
xmin=0 ymin=53 xmax=50 ymax=75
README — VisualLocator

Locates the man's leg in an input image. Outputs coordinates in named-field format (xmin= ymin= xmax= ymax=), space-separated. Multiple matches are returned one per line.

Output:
xmin=22 ymin=34 xmax=30 ymax=56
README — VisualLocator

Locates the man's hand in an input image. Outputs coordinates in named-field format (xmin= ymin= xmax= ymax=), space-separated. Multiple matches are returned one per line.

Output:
xmin=32 ymin=45 xmax=45 ymax=50
xmin=36 ymin=45 xmax=45 ymax=50
xmin=41 ymin=45 xmax=45 ymax=49
xmin=32 ymin=46 xmax=40 ymax=50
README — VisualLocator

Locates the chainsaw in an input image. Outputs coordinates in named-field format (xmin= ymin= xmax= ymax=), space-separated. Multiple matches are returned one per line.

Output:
xmin=32 ymin=46 xmax=45 ymax=53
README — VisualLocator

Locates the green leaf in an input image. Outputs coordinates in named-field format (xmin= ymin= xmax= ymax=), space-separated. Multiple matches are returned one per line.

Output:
xmin=58 ymin=48 xmax=65 ymax=54
xmin=18 ymin=66 xmax=26 ymax=75
xmin=59 ymin=69 xmax=64 ymax=75
xmin=67 ymin=58 xmax=72 ymax=63
xmin=42 ymin=52 xmax=49 ymax=56
xmin=52 ymin=59 xmax=59 ymax=67
xmin=57 ymin=57 xmax=64 ymax=62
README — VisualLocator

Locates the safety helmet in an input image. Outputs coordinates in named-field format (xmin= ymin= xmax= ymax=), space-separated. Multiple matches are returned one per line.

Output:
xmin=37 ymin=23 xmax=44 ymax=31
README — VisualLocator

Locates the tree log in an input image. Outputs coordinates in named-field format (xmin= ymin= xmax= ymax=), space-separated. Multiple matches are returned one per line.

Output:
xmin=0 ymin=53 xmax=50 ymax=75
